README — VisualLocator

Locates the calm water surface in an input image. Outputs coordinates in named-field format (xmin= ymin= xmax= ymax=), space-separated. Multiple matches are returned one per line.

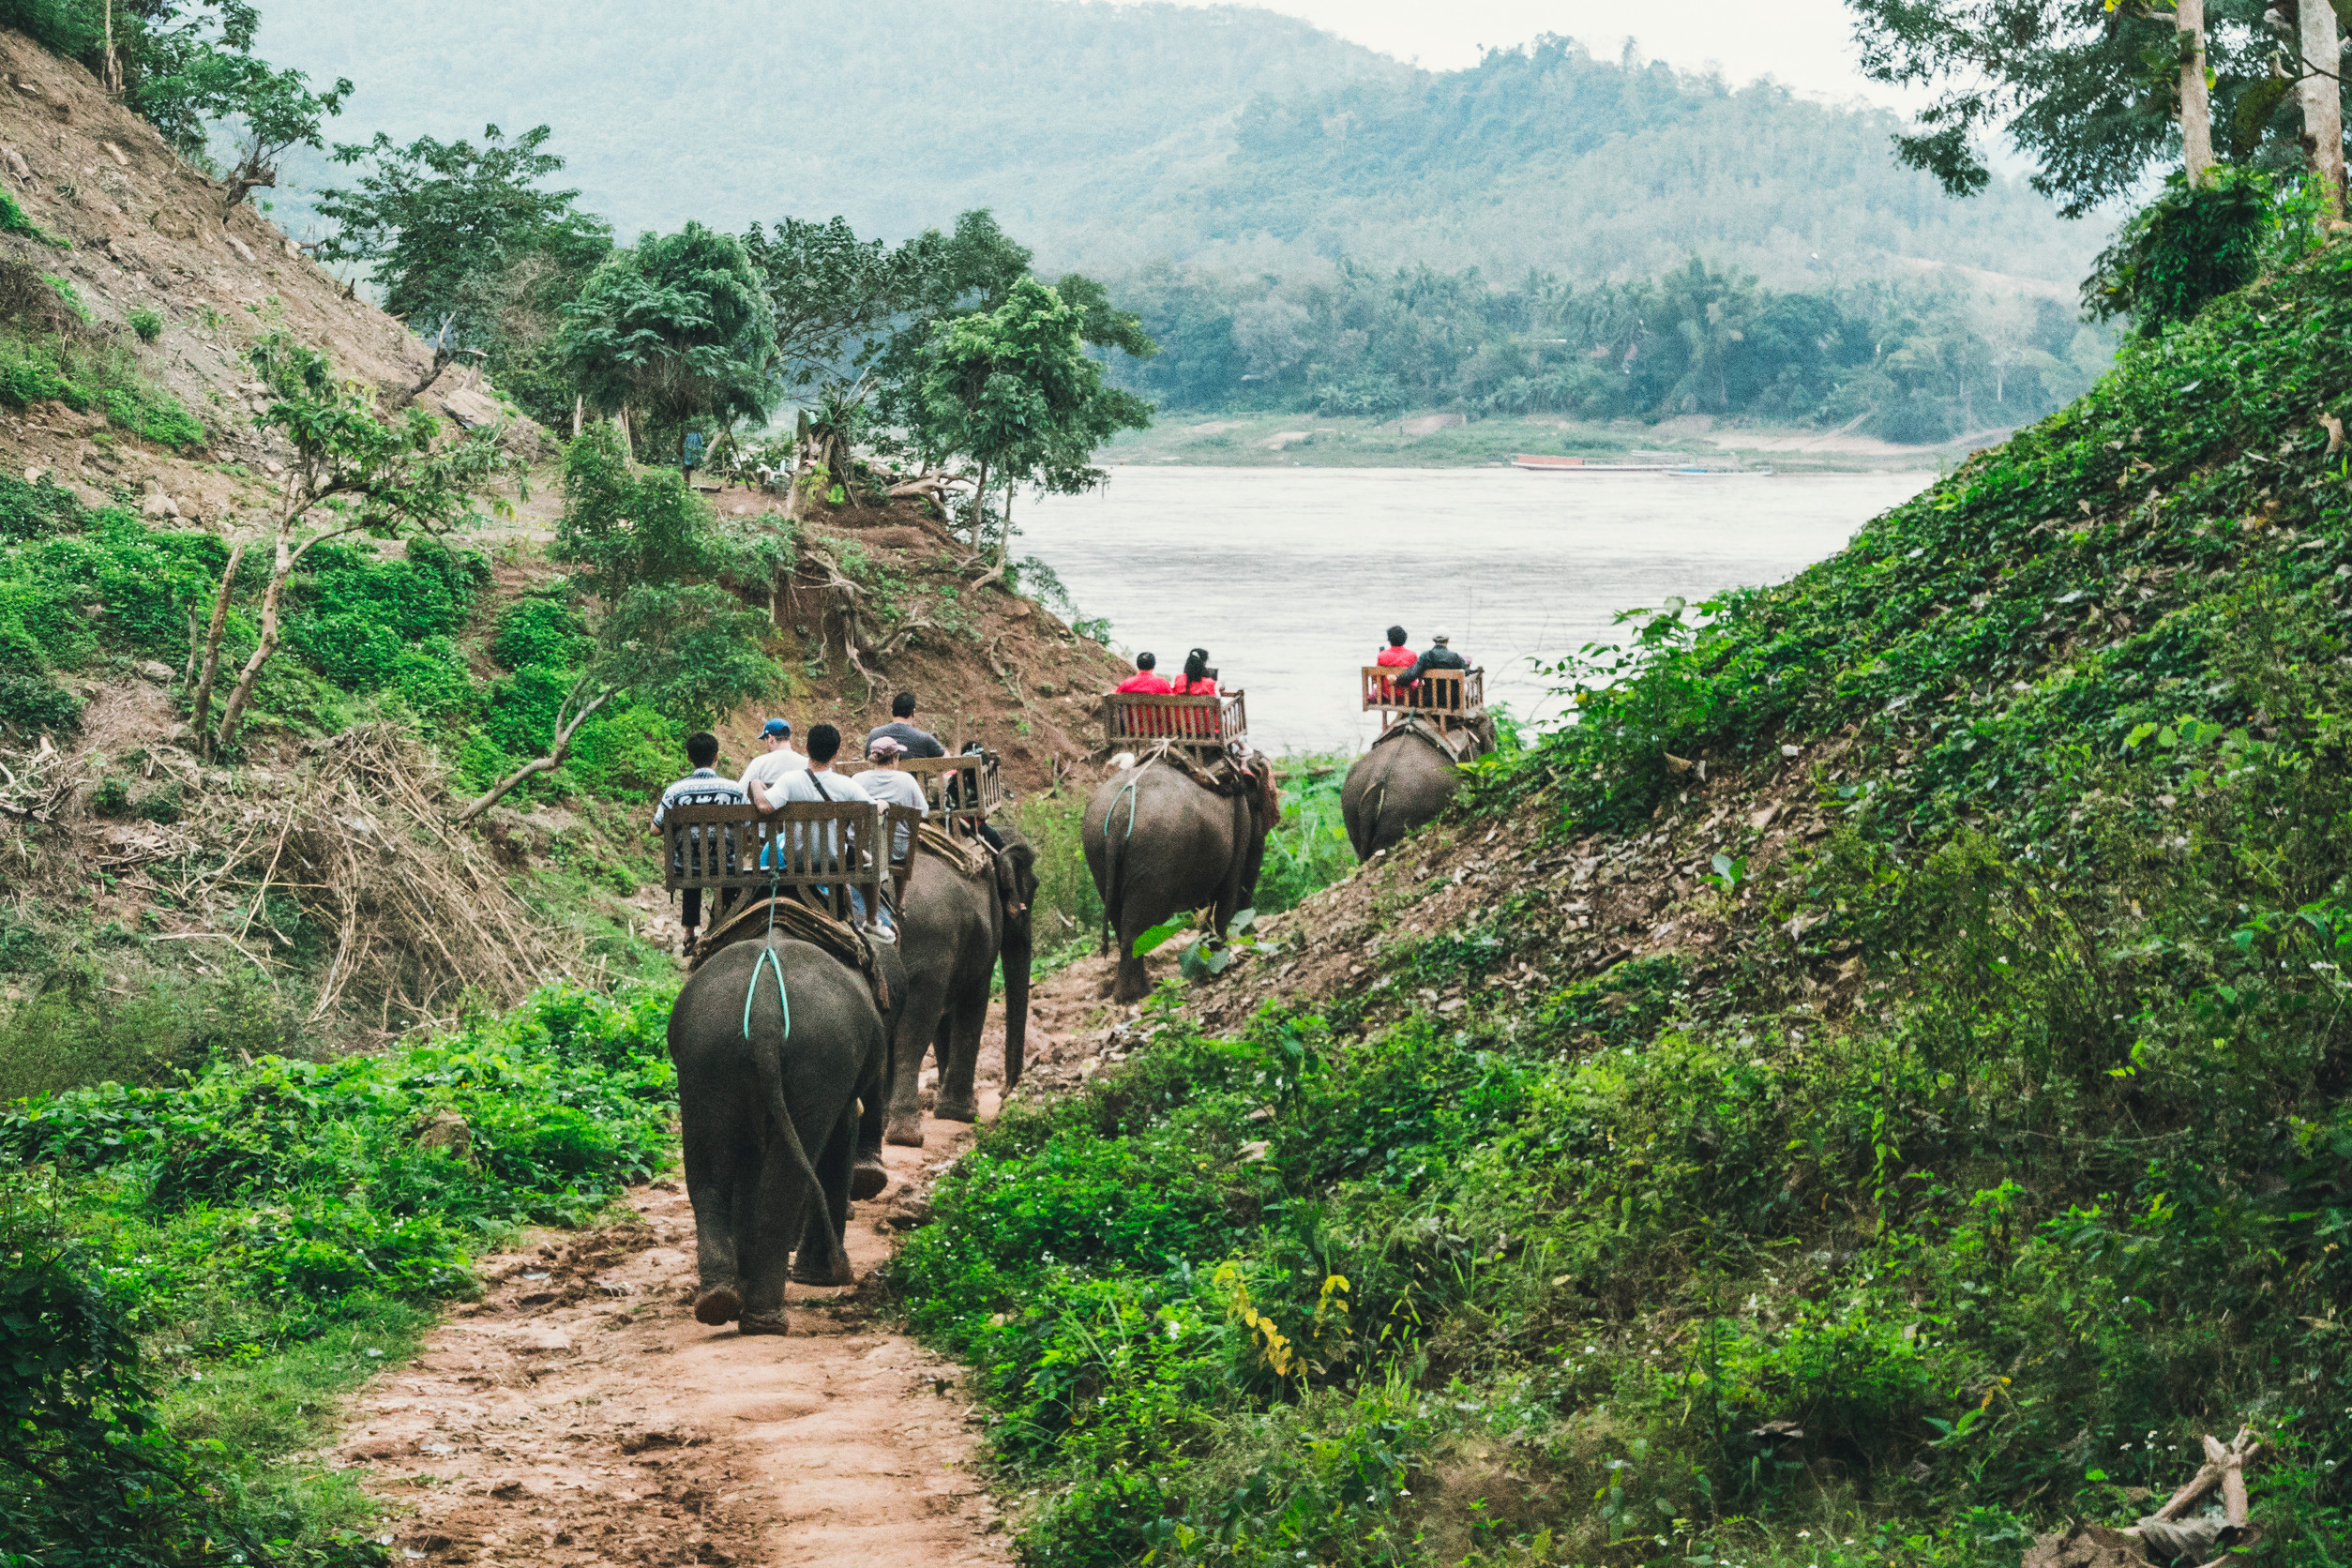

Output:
xmin=1021 ymin=466 xmax=1935 ymax=754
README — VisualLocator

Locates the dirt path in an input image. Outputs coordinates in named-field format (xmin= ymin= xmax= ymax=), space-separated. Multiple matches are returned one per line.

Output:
xmin=340 ymin=1107 xmax=1006 ymax=1567
xmin=336 ymin=957 xmax=1152 ymax=1567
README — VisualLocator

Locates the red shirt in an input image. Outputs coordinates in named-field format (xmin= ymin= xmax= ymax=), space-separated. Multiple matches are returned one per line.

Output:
xmin=1115 ymin=671 xmax=1173 ymax=694
xmin=1166 ymin=676 xmax=1218 ymax=734
xmin=1375 ymin=646 xmax=1415 ymax=668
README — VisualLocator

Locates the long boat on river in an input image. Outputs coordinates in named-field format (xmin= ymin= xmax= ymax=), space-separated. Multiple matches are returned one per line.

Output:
xmin=1512 ymin=454 xmax=1770 ymax=476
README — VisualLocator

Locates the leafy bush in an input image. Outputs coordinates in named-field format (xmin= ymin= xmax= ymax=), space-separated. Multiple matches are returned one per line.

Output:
xmin=2 ymin=981 xmax=678 ymax=1553
xmin=128 ymin=306 xmax=164 ymax=342
xmin=2083 ymin=167 xmax=2275 ymax=337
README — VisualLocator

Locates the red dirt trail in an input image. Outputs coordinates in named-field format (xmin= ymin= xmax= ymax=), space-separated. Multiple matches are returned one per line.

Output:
xmin=337 ymin=1106 xmax=1009 ymax=1567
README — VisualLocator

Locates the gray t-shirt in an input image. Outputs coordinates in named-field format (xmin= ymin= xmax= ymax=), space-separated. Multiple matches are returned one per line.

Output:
xmin=855 ymin=767 xmax=929 ymax=861
xmin=865 ymin=720 xmax=945 ymax=759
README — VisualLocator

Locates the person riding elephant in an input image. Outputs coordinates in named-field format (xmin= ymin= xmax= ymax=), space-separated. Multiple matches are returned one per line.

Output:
xmin=1341 ymin=722 xmax=1487 ymax=861
xmin=669 ymin=928 xmax=901 ymax=1334
xmin=882 ymin=825 xmax=1038 ymax=1146
xmin=1081 ymin=753 xmax=1278 ymax=1003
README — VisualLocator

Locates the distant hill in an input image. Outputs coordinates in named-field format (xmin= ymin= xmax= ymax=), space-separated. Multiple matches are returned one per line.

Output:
xmin=259 ymin=0 xmax=2105 ymax=293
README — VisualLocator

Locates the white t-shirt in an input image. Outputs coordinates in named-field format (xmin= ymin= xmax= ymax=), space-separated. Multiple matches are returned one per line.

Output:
xmin=775 ymin=765 xmax=867 ymax=869
xmin=739 ymin=745 xmax=807 ymax=808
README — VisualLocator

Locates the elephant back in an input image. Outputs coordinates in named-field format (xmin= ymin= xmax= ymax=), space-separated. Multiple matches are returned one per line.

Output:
xmin=694 ymin=894 xmax=893 ymax=1013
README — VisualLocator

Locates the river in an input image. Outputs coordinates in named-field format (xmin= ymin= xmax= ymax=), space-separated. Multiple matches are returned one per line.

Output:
xmin=1019 ymin=466 xmax=1936 ymax=755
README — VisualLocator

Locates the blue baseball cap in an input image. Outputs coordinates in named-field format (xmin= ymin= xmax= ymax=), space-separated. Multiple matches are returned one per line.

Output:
xmin=761 ymin=717 xmax=792 ymax=737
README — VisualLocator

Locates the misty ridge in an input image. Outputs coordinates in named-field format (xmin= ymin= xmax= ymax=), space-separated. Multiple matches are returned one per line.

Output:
xmin=254 ymin=0 xmax=2118 ymax=442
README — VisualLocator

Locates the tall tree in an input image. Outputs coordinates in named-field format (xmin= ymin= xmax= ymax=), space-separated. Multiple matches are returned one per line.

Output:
xmin=454 ymin=425 xmax=781 ymax=822
xmin=140 ymin=44 xmax=351 ymax=213
xmin=191 ymin=334 xmax=511 ymax=754
xmin=312 ymin=124 xmax=612 ymax=363
xmin=2293 ymin=0 xmax=2346 ymax=211
xmin=1845 ymin=0 xmax=2319 ymax=216
xmin=907 ymin=276 xmax=1153 ymax=571
xmin=557 ymin=222 xmax=776 ymax=460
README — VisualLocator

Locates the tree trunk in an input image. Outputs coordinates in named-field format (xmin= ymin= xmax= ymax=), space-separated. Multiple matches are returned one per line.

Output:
xmin=453 ymin=688 xmax=611 ymax=823
xmin=210 ymin=521 xmax=295 ymax=751
xmin=189 ymin=535 xmax=247 ymax=756
xmin=571 ymin=393 xmax=583 ymax=439
xmin=616 ymin=404 xmax=634 ymax=463
xmin=210 ymin=518 xmax=364 ymax=751
xmin=2304 ymin=0 xmax=2346 ymax=215
xmin=2179 ymin=0 xmax=2214 ymax=186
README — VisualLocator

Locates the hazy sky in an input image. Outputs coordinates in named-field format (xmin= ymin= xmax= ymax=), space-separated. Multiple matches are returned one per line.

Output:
xmin=1151 ymin=0 xmax=1900 ymax=102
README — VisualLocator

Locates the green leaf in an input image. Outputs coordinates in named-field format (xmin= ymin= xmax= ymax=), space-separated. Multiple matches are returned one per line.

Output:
xmin=1131 ymin=915 xmax=1190 ymax=957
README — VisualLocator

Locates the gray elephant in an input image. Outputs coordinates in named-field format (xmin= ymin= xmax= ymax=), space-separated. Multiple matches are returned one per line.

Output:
xmin=669 ymin=930 xmax=900 ymax=1334
xmin=1082 ymin=758 xmax=1277 ymax=1003
xmin=1341 ymin=719 xmax=1497 ymax=862
xmin=882 ymin=832 xmax=1037 ymax=1146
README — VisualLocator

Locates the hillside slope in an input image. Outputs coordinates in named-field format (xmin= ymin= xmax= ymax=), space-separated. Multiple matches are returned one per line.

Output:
xmin=0 ymin=26 xmax=492 ymax=508
xmin=0 ymin=29 xmax=1130 ymax=1096
xmin=893 ymin=238 xmax=2352 ymax=1562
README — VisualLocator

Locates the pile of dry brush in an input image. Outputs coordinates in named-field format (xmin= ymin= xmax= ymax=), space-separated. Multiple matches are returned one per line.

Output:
xmin=5 ymin=723 xmax=573 ymax=1037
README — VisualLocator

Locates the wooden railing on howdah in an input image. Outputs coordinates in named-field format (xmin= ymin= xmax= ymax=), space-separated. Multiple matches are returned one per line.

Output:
xmin=1361 ymin=665 xmax=1484 ymax=729
xmin=838 ymin=751 xmax=1002 ymax=841
xmin=1104 ymin=689 xmax=1248 ymax=750
xmin=661 ymin=801 xmax=920 ymax=924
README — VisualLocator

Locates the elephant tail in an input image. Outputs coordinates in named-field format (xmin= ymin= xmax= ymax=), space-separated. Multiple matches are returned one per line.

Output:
xmin=1100 ymin=777 xmax=1138 ymax=958
xmin=748 ymin=951 xmax=853 ymax=1287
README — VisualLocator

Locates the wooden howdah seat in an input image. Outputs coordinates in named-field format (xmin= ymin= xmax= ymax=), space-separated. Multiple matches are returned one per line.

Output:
xmin=1361 ymin=664 xmax=1485 ymax=732
xmin=837 ymin=752 xmax=1002 ymax=842
xmin=664 ymin=751 xmax=1009 ymax=919
xmin=661 ymin=800 xmax=922 ymax=924
xmin=1104 ymin=688 xmax=1248 ymax=752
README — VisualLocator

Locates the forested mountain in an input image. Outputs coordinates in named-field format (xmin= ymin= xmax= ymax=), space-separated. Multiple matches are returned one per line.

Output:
xmin=257 ymin=0 xmax=2101 ymax=293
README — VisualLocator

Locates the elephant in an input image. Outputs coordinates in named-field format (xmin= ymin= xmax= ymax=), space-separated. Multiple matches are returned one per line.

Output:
xmin=1340 ymin=722 xmax=1493 ymax=862
xmin=1082 ymin=757 xmax=1277 ymax=1003
xmin=669 ymin=929 xmax=902 ymax=1333
xmin=882 ymin=830 xmax=1038 ymax=1147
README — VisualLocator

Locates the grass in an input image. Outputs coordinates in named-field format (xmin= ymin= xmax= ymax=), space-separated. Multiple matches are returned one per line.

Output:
xmin=889 ymin=231 xmax=2352 ymax=1563
xmin=2 ymin=981 xmax=679 ymax=1562
xmin=0 ymin=331 xmax=207 ymax=449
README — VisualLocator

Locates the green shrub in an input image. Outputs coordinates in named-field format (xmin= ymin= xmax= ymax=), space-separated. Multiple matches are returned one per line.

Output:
xmin=42 ymin=273 xmax=91 ymax=324
xmin=128 ymin=306 xmax=164 ymax=342
xmin=2084 ymin=167 xmax=2275 ymax=337
xmin=0 ymin=334 xmax=207 ymax=448
xmin=0 ymin=184 xmax=64 ymax=248
xmin=0 ymin=671 xmax=79 ymax=735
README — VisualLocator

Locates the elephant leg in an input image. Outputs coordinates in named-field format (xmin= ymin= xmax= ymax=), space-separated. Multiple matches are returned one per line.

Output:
xmin=885 ymin=969 xmax=950 ymax=1148
xmin=684 ymin=1128 xmax=743 ymax=1326
xmin=736 ymin=1133 xmax=802 ymax=1335
xmin=1111 ymin=906 xmax=1152 ymax=1003
xmin=853 ymin=1059 xmax=889 ymax=1200
xmin=933 ymin=997 xmax=986 ymax=1123
xmin=791 ymin=1111 xmax=859 ymax=1286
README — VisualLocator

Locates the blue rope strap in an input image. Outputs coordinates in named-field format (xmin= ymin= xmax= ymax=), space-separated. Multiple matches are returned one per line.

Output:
xmin=743 ymin=868 xmax=791 ymax=1042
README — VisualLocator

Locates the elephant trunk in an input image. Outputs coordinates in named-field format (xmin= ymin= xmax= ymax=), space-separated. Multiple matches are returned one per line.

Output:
xmin=1002 ymin=917 xmax=1033 ymax=1090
